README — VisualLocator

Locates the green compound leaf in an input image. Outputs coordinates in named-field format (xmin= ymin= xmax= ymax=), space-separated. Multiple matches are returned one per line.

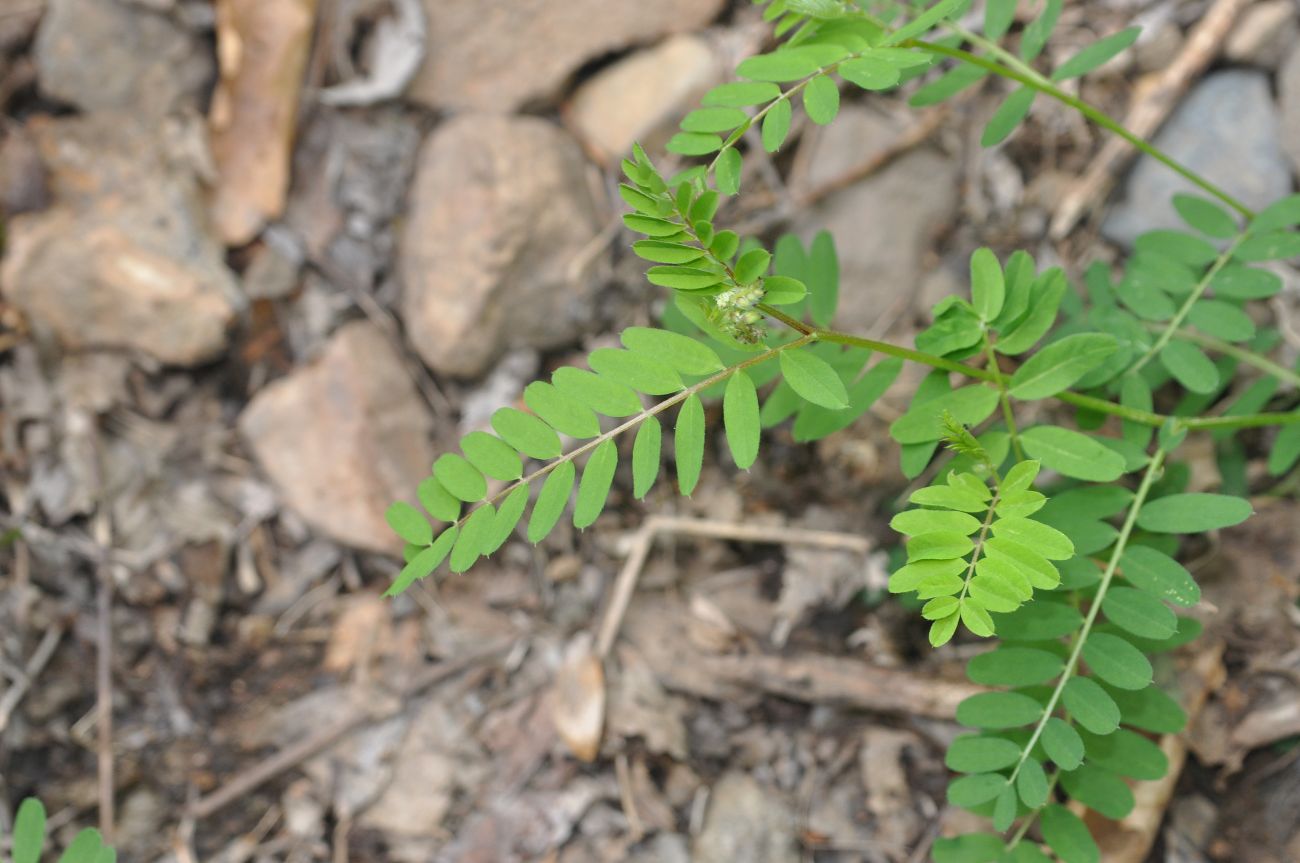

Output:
xmin=528 ymin=461 xmax=575 ymax=544
xmin=1082 ymin=632 xmax=1153 ymax=690
xmin=1120 ymin=545 xmax=1200 ymax=607
xmin=969 ymin=247 xmax=1005 ymax=321
xmin=1102 ymin=586 xmax=1178 ymax=640
xmin=524 ymin=382 xmax=601 ymax=439
xmin=981 ymin=86 xmax=1035 ymax=147
xmin=1017 ymin=757 xmax=1050 ymax=808
xmin=1062 ymin=676 xmax=1120 ymax=735
xmin=460 ymin=430 xmax=524 ymax=481
xmin=723 ymin=371 xmax=761 ymax=470
xmin=553 ymin=367 xmax=643 ymax=418
xmin=574 ymin=439 xmax=618 ymax=529
xmin=956 ymin=691 xmax=1044 ymax=729
xmin=1079 ymin=727 xmax=1170 ymax=780
xmin=762 ymin=98 xmax=793 ymax=152
xmin=703 ymin=81 xmax=782 ymax=107
xmin=492 ymin=408 xmax=563 ymax=460
xmin=779 ymin=348 xmax=849 ymax=409
xmin=385 ymin=528 xmax=458 ymax=596
xmin=1041 ymin=717 xmax=1085 ymax=770
xmin=385 ymin=501 xmax=432 ymax=546
xmin=1051 ymin=26 xmax=1140 ymax=80
xmin=1020 ymin=425 xmax=1126 ymax=482
xmin=675 ymin=393 xmax=706 ymax=495
xmin=890 ymin=385 xmax=999 ymax=444
xmin=484 ymin=486 xmax=529 ymax=554
xmin=1136 ymin=493 xmax=1253 ymax=533
xmin=1159 ymin=340 xmax=1219 ymax=394
xmin=622 ymin=327 xmax=723 ymax=376
xmin=14 ymin=798 xmax=47 ymax=863
xmin=946 ymin=735 xmax=1023 ymax=773
xmin=632 ymin=416 xmax=662 ymax=500
xmin=1008 ymin=333 xmax=1118 ymax=400
xmin=1040 ymin=804 xmax=1101 ymax=863
xmin=948 ymin=773 xmax=1010 ymax=808
xmin=966 ymin=646 xmax=1064 ymax=687
xmin=803 ymin=74 xmax=840 ymax=125
xmin=450 ymin=504 xmax=496 ymax=573
xmin=1173 ymin=193 xmax=1239 ymax=238
xmin=589 ymin=348 xmax=685 ymax=395
xmin=1059 ymin=764 xmax=1135 ymax=820
xmin=434 ymin=453 xmax=487 ymax=503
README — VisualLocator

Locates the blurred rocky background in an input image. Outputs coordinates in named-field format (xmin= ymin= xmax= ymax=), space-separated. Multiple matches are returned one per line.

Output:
xmin=1 ymin=1 xmax=1299 ymax=861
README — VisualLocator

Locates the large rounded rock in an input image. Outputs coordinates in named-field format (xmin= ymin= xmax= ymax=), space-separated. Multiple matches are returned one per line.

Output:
xmin=400 ymin=114 xmax=603 ymax=378
xmin=239 ymin=321 xmax=436 ymax=554
xmin=407 ymin=0 xmax=726 ymax=113
xmin=0 ymin=116 xmax=237 ymax=366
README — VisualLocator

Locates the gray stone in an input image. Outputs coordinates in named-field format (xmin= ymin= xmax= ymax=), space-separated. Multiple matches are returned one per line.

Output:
xmin=0 ymin=116 xmax=237 ymax=365
xmin=1103 ymin=71 xmax=1293 ymax=247
xmin=793 ymin=148 xmax=958 ymax=332
xmin=566 ymin=34 xmax=723 ymax=165
xmin=1282 ymin=46 xmax=1300 ymax=178
xmin=399 ymin=114 xmax=603 ymax=378
xmin=692 ymin=773 xmax=797 ymax=863
xmin=239 ymin=321 xmax=436 ymax=554
xmin=407 ymin=0 xmax=727 ymax=112
xmin=35 ymin=0 xmax=211 ymax=115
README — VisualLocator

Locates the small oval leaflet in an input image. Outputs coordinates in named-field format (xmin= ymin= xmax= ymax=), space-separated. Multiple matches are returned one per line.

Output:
xmin=955 ymin=691 xmax=1043 ymax=729
xmin=723 ymin=371 xmax=761 ymax=470
xmin=528 ymin=461 xmax=576 ymax=544
xmin=1082 ymin=632 xmax=1152 ymax=691
xmin=574 ymin=440 xmax=618 ymax=529
xmin=434 ymin=453 xmax=487 ymax=503
xmin=385 ymin=501 xmax=432 ymax=546
xmin=1061 ymin=676 xmax=1120 ymax=735
xmin=1137 ymin=492 xmax=1253 ymax=533
xmin=492 ymin=408 xmax=562 ymax=461
xmin=779 ymin=348 xmax=849 ymax=409
xmin=945 ymin=735 xmax=1022 ymax=773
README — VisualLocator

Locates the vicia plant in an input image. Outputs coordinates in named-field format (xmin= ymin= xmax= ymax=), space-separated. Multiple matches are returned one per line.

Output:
xmin=385 ymin=1 xmax=1300 ymax=860
xmin=4 ymin=798 xmax=116 ymax=863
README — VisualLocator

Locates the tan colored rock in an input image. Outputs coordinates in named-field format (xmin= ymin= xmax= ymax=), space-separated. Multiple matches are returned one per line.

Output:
xmin=35 ymin=0 xmax=211 ymax=116
xmin=793 ymin=149 xmax=958 ymax=332
xmin=239 ymin=321 xmax=436 ymax=554
xmin=1282 ymin=46 xmax=1300 ymax=177
xmin=566 ymin=34 xmax=722 ymax=164
xmin=1225 ymin=0 xmax=1297 ymax=68
xmin=407 ymin=0 xmax=727 ymax=112
xmin=0 ymin=115 xmax=237 ymax=365
xmin=399 ymin=114 xmax=602 ymax=378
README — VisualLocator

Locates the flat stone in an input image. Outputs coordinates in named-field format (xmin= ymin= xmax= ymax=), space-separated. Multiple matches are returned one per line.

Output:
xmin=692 ymin=773 xmax=797 ymax=863
xmin=407 ymin=0 xmax=727 ymax=112
xmin=35 ymin=0 xmax=211 ymax=115
xmin=1282 ymin=46 xmax=1300 ymax=178
xmin=239 ymin=321 xmax=436 ymax=554
xmin=1 ymin=115 xmax=237 ymax=365
xmin=1103 ymin=70 xmax=1293 ymax=247
xmin=399 ymin=114 xmax=602 ymax=378
xmin=793 ymin=148 xmax=958 ymax=332
xmin=1224 ymin=0 xmax=1297 ymax=69
xmin=566 ymin=34 xmax=723 ymax=165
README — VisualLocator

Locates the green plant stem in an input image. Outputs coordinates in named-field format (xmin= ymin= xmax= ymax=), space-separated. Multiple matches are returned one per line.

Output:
xmin=906 ymin=38 xmax=1254 ymax=219
xmin=959 ymin=483 xmax=1002 ymax=604
xmin=449 ymin=335 xmax=817 ymax=528
xmin=1159 ymin=326 xmax=1300 ymax=390
xmin=1128 ymin=238 xmax=1244 ymax=375
xmin=1005 ymin=770 xmax=1062 ymax=850
xmin=985 ymin=332 xmax=1024 ymax=460
xmin=758 ymin=304 xmax=1300 ymax=432
xmin=1004 ymin=447 xmax=1167 ymax=828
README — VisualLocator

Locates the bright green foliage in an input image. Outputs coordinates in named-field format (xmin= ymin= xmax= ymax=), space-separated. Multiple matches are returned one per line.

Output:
xmin=8 ymin=798 xmax=117 ymax=863
xmin=380 ymin=1 xmax=1300 ymax=856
